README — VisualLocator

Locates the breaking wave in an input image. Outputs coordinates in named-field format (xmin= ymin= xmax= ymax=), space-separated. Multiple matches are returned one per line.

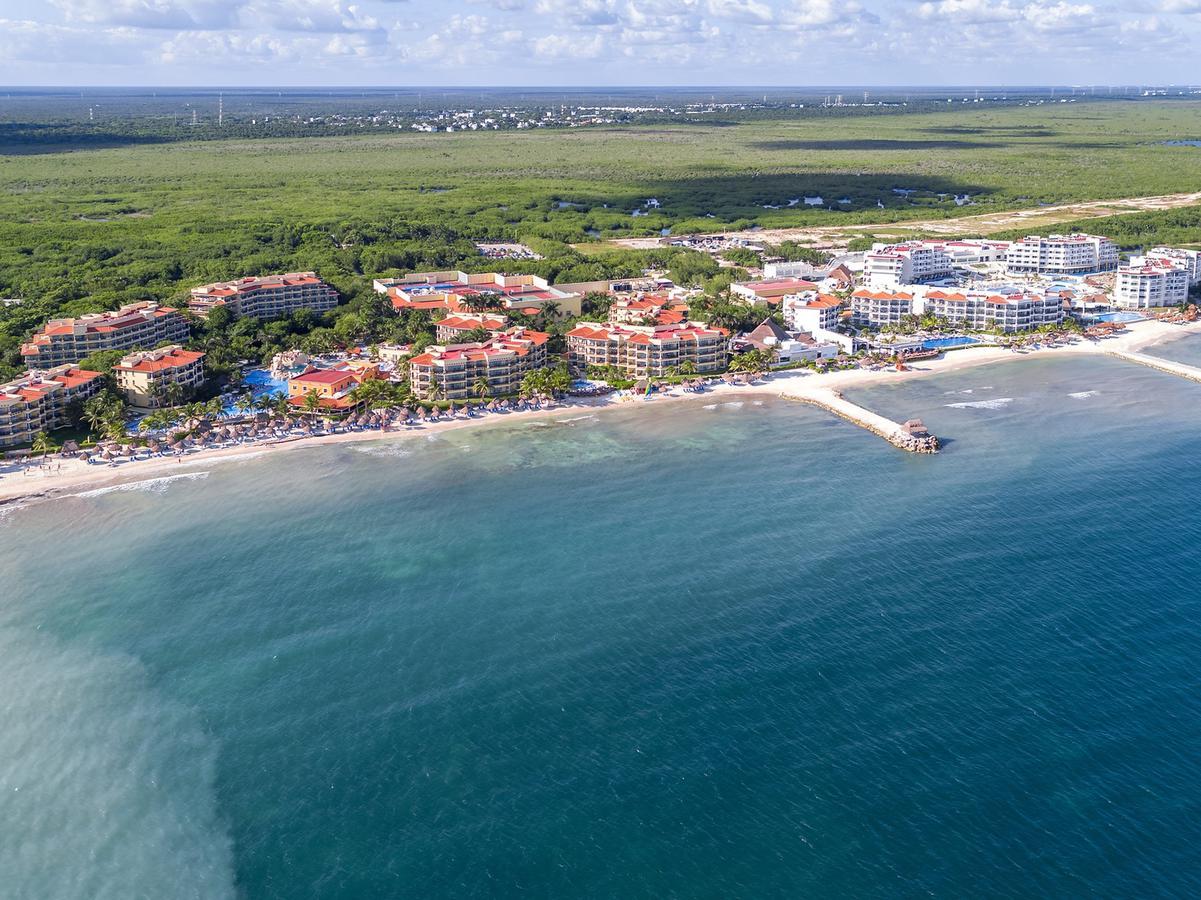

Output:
xmin=73 ymin=471 xmax=209 ymax=499
xmin=945 ymin=398 xmax=1016 ymax=410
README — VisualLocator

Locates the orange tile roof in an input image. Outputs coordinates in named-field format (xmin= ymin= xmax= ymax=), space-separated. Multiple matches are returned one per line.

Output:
xmin=115 ymin=348 xmax=204 ymax=373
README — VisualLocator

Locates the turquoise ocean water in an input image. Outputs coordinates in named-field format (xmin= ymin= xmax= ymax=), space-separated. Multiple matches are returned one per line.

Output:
xmin=3 ymin=342 xmax=1201 ymax=898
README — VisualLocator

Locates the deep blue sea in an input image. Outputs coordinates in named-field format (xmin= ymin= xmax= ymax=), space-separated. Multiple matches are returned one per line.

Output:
xmin=4 ymin=343 xmax=1201 ymax=898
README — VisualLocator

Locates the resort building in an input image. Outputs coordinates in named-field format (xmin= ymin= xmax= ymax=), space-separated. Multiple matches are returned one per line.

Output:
xmin=435 ymin=313 xmax=510 ymax=342
xmin=113 ymin=345 xmax=207 ymax=408
xmin=762 ymin=260 xmax=823 ymax=280
xmin=373 ymin=272 xmax=583 ymax=317
xmin=851 ymin=289 xmax=916 ymax=328
xmin=0 ymin=366 xmax=103 ymax=449
xmin=923 ymin=290 xmax=1064 ymax=332
xmin=783 ymin=293 xmax=844 ymax=334
xmin=1143 ymin=248 xmax=1201 ymax=284
xmin=864 ymin=242 xmax=953 ymax=287
xmin=188 ymin=273 xmax=339 ymax=320
xmin=287 ymin=361 xmax=384 ymax=411
xmin=1005 ymin=234 xmax=1118 ymax=275
xmin=937 ymin=240 xmax=1011 ymax=266
xmin=21 ymin=302 xmax=189 ymax=369
xmin=730 ymin=277 xmax=818 ymax=307
xmin=567 ymin=321 xmax=729 ymax=377
xmin=408 ymin=328 xmax=550 ymax=399
xmin=374 ymin=344 xmax=412 ymax=365
xmin=1113 ymin=263 xmax=1190 ymax=309
xmin=734 ymin=319 xmax=840 ymax=366
xmin=607 ymin=293 xmax=688 ymax=326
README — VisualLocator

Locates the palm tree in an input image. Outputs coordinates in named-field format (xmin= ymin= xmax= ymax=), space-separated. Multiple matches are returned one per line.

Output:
xmin=234 ymin=393 xmax=255 ymax=415
xmin=472 ymin=376 xmax=492 ymax=399
xmin=83 ymin=396 xmax=110 ymax=435
xmin=105 ymin=418 xmax=128 ymax=443
xmin=31 ymin=431 xmax=52 ymax=460
xmin=303 ymin=390 xmax=322 ymax=418
xmin=273 ymin=394 xmax=291 ymax=420
xmin=164 ymin=380 xmax=185 ymax=407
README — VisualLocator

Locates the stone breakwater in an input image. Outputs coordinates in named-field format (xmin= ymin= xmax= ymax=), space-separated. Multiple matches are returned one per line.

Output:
xmin=784 ymin=388 xmax=941 ymax=454
xmin=1105 ymin=349 xmax=1201 ymax=384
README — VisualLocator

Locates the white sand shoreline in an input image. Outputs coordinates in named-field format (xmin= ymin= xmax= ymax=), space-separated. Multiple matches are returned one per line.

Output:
xmin=2 ymin=318 xmax=1198 ymax=509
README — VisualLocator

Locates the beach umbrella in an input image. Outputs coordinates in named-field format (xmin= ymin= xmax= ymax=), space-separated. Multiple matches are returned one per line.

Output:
xmin=101 ymin=449 xmax=114 ymax=461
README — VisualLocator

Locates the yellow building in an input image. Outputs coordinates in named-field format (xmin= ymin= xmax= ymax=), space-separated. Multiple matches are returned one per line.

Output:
xmin=113 ymin=345 xmax=206 ymax=408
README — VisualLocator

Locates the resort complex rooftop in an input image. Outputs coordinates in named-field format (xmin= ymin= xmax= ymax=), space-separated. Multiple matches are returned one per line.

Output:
xmin=373 ymin=271 xmax=584 ymax=316
xmin=1005 ymin=233 xmax=1118 ymax=275
xmin=188 ymin=272 xmax=340 ymax=320
xmin=567 ymin=320 xmax=729 ymax=377
xmin=408 ymin=327 xmax=550 ymax=399
xmin=114 ymin=345 xmax=207 ymax=408
xmin=730 ymin=277 xmax=819 ymax=306
xmin=1 ymin=365 xmax=104 ymax=449
xmin=21 ymin=302 xmax=190 ymax=369
xmin=607 ymin=293 xmax=689 ymax=325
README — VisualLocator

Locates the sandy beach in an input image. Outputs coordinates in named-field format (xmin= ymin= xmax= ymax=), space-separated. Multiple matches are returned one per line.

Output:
xmin=3 ymin=318 xmax=1198 ymax=509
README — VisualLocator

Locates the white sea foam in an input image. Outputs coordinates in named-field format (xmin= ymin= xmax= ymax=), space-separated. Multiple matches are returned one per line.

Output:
xmin=1068 ymin=390 xmax=1099 ymax=399
xmin=0 ymin=502 xmax=27 ymax=524
xmin=352 ymin=443 xmax=412 ymax=458
xmin=558 ymin=414 xmax=597 ymax=424
xmin=753 ymin=400 xmax=764 ymax=406
xmin=723 ymin=401 xmax=745 ymax=409
xmin=73 ymin=471 xmax=209 ymax=499
xmin=702 ymin=404 xmax=718 ymax=410
xmin=0 ymin=627 xmax=236 ymax=899
xmin=945 ymin=397 xmax=1016 ymax=410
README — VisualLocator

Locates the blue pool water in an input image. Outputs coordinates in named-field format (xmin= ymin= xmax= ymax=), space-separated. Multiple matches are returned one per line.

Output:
xmin=222 ymin=369 xmax=288 ymax=414
xmin=1090 ymin=311 xmax=1146 ymax=324
xmin=923 ymin=336 xmax=979 ymax=350
xmin=243 ymin=369 xmax=287 ymax=395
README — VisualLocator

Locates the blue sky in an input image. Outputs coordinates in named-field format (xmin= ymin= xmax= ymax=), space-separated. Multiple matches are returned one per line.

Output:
xmin=0 ymin=0 xmax=1198 ymax=86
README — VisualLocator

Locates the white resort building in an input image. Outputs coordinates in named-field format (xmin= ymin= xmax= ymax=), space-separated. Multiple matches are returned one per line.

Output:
xmin=1142 ymin=248 xmax=1201 ymax=284
xmin=863 ymin=242 xmax=953 ymax=288
xmin=922 ymin=290 xmax=1064 ymax=332
xmin=1113 ymin=263 xmax=1190 ymax=308
xmin=851 ymin=289 xmax=916 ymax=328
xmin=783 ymin=293 xmax=844 ymax=334
xmin=1005 ymin=234 xmax=1118 ymax=275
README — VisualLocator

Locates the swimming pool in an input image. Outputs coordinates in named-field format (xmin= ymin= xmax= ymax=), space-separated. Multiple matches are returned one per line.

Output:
xmin=244 ymin=369 xmax=288 ymax=394
xmin=923 ymin=336 xmax=979 ymax=350
xmin=1089 ymin=311 xmax=1146 ymax=324
xmin=222 ymin=369 xmax=288 ymax=415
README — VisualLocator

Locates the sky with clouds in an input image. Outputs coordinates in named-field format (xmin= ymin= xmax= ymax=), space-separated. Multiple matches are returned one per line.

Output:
xmin=0 ymin=0 xmax=1197 ymax=86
